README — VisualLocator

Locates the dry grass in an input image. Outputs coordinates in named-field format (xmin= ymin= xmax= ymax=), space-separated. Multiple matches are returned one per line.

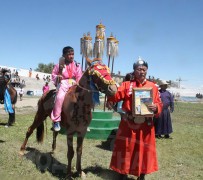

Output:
xmin=0 ymin=102 xmax=203 ymax=180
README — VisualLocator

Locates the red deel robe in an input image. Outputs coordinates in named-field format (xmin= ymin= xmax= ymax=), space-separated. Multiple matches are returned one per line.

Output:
xmin=108 ymin=80 xmax=163 ymax=176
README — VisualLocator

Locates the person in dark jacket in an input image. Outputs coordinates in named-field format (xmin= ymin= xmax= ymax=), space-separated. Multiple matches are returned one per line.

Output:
xmin=154 ymin=80 xmax=174 ymax=139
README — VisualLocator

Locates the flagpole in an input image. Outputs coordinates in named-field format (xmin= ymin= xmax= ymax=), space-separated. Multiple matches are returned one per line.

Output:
xmin=111 ymin=56 xmax=114 ymax=75
xmin=81 ymin=55 xmax=84 ymax=71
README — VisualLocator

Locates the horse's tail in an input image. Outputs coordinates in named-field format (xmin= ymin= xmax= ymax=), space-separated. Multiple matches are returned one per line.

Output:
xmin=36 ymin=121 xmax=44 ymax=143
xmin=36 ymin=91 xmax=54 ymax=143
xmin=36 ymin=98 xmax=46 ymax=143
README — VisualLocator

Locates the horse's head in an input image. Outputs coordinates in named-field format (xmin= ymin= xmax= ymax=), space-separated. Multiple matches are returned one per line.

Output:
xmin=85 ymin=57 xmax=117 ymax=96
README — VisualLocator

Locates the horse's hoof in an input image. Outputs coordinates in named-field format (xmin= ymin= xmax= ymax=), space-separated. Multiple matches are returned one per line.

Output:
xmin=19 ymin=150 xmax=25 ymax=156
xmin=66 ymin=173 xmax=73 ymax=180
xmin=80 ymin=171 xmax=86 ymax=179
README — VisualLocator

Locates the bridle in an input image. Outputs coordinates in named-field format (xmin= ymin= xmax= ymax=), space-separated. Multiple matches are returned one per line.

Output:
xmin=76 ymin=82 xmax=100 ymax=93
xmin=77 ymin=60 xmax=114 ymax=93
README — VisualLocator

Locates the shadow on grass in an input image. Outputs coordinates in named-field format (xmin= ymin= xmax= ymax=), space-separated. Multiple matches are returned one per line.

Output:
xmin=83 ymin=165 xmax=135 ymax=180
xmin=24 ymin=147 xmax=67 ymax=179
xmin=96 ymin=129 xmax=117 ymax=151
xmin=24 ymin=147 xmax=135 ymax=180
xmin=0 ymin=122 xmax=7 ymax=126
xmin=0 ymin=140 xmax=5 ymax=143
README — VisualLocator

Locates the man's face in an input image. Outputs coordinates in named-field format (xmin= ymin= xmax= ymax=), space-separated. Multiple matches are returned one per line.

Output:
xmin=134 ymin=65 xmax=148 ymax=83
xmin=64 ymin=51 xmax=74 ymax=62
xmin=160 ymin=84 xmax=167 ymax=90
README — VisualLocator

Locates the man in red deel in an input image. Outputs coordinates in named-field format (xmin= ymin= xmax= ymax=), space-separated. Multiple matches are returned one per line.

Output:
xmin=106 ymin=57 xmax=163 ymax=180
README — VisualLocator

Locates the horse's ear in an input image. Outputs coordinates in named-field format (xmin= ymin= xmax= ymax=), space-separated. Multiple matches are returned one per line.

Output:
xmin=86 ymin=56 xmax=93 ymax=66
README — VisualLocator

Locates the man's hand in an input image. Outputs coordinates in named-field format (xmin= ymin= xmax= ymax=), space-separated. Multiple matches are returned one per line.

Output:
xmin=106 ymin=101 xmax=114 ymax=110
xmin=57 ymin=75 xmax=63 ymax=82
xmin=170 ymin=108 xmax=174 ymax=113
xmin=147 ymin=104 xmax=157 ymax=113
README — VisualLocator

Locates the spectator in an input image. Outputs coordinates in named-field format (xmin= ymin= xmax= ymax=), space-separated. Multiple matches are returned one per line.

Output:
xmin=154 ymin=80 xmax=174 ymax=139
xmin=43 ymin=75 xmax=46 ymax=81
xmin=36 ymin=74 xmax=40 ymax=80
xmin=22 ymin=79 xmax=25 ymax=85
xmin=42 ymin=82 xmax=49 ymax=94
xmin=19 ymin=87 xmax=24 ymax=101
xmin=15 ymin=71 xmax=18 ymax=78
xmin=46 ymin=75 xmax=50 ymax=82
xmin=1 ymin=69 xmax=15 ymax=127
xmin=29 ymin=68 xmax=32 ymax=77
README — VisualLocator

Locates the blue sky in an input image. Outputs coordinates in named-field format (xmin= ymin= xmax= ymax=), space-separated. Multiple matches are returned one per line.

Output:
xmin=0 ymin=0 xmax=203 ymax=89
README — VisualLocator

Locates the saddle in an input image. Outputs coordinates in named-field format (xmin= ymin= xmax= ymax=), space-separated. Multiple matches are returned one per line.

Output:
xmin=43 ymin=89 xmax=57 ymax=111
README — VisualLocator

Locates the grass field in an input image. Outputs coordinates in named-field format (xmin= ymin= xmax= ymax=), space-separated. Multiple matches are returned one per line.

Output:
xmin=0 ymin=102 xmax=203 ymax=180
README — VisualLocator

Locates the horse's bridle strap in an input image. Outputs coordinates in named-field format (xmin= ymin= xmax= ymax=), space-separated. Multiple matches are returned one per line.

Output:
xmin=76 ymin=83 xmax=99 ymax=93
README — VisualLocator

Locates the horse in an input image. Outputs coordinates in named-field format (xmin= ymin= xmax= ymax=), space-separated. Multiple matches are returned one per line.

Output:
xmin=0 ymin=68 xmax=17 ymax=126
xmin=19 ymin=58 xmax=118 ymax=178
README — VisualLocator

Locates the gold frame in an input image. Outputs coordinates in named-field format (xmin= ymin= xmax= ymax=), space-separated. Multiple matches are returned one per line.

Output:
xmin=132 ymin=88 xmax=154 ymax=117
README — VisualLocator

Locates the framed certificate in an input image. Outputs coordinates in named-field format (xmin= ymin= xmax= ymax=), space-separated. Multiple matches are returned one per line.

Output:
xmin=132 ymin=88 xmax=154 ymax=117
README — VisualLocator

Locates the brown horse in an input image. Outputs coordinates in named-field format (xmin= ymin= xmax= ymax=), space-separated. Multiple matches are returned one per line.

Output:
xmin=20 ymin=58 xmax=117 ymax=178
xmin=0 ymin=69 xmax=17 ymax=126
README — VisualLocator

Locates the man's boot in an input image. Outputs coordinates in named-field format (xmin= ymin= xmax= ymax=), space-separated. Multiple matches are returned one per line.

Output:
xmin=137 ymin=174 xmax=145 ymax=180
xmin=7 ymin=112 xmax=15 ymax=126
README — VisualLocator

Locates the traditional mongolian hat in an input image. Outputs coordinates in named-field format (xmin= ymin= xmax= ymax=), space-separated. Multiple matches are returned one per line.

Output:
xmin=133 ymin=57 xmax=148 ymax=70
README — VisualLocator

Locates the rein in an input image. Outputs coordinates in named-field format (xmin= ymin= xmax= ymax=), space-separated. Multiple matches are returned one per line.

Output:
xmin=76 ymin=83 xmax=100 ymax=93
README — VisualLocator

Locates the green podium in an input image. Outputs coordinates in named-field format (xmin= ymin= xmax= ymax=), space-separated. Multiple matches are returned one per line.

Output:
xmin=85 ymin=110 xmax=120 ymax=139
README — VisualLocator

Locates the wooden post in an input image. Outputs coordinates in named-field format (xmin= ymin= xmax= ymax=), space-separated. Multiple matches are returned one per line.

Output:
xmin=103 ymin=55 xmax=111 ymax=111
xmin=81 ymin=55 xmax=84 ymax=71
xmin=111 ymin=57 xmax=115 ymax=75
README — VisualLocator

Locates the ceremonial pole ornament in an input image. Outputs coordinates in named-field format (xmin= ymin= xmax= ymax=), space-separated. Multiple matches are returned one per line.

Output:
xmin=80 ymin=22 xmax=119 ymax=111
xmin=106 ymin=34 xmax=118 ymax=58
xmin=106 ymin=34 xmax=119 ymax=73
xmin=111 ymin=38 xmax=119 ymax=74
xmin=80 ymin=33 xmax=93 ymax=71
xmin=93 ymin=23 xmax=106 ymax=59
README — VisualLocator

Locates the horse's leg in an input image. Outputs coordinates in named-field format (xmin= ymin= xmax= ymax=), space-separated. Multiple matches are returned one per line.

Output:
xmin=52 ymin=131 xmax=59 ymax=153
xmin=67 ymin=135 xmax=74 ymax=177
xmin=19 ymin=112 xmax=47 ymax=155
xmin=76 ymin=135 xmax=86 ymax=178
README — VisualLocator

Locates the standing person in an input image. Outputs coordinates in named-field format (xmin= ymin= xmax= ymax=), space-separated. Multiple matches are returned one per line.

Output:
xmin=36 ymin=74 xmax=40 ymax=80
xmin=42 ymin=82 xmax=49 ymax=94
xmin=106 ymin=58 xmax=163 ymax=180
xmin=29 ymin=68 xmax=32 ymax=77
xmin=51 ymin=46 xmax=82 ymax=131
xmin=19 ymin=87 xmax=24 ymax=101
xmin=154 ymin=80 xmax=174 ymax=139
xmin=1 ymin=69 xmax=15 ymax=127
xmin=43 ymin=75 xmax=46 ymax=81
